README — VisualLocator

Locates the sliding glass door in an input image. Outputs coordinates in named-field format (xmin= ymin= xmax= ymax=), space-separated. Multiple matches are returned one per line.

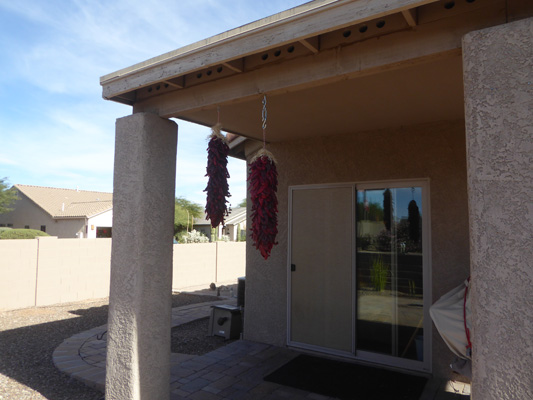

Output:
xmin=289 ymin=181 xmax=430 ymax=371
xmin=356 ymin=186 xmax=425 ymax=364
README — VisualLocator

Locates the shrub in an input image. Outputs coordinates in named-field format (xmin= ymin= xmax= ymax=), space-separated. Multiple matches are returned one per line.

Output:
xmin=0 ymin=229 xmax=50 ymax=240
xmin=376 ymin=229 xmax=391 ymax=252
xmin=181 ymin=230 xmax=209 ymax=244
xmin=358 ymin=234 xmax=372 ymax=250
xmin=370 ymin=256 xmax=389 ymax=292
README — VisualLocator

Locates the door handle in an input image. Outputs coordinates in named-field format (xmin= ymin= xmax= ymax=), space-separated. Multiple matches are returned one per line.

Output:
xmin=291 ymin=264 xmax=296 ymax=272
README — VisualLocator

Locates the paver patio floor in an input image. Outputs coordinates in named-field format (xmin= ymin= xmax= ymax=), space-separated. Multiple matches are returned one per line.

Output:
xmin=52 ymin=299 xmax=467 ymax=399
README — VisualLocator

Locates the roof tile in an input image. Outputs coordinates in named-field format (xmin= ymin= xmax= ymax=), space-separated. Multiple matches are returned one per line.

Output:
xmin=15 ymin=185 xmax=112 ymax=219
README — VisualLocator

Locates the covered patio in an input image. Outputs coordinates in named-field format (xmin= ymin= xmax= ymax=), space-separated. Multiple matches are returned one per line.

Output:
xmin=100 ymin=1 xmax=533 ymax=399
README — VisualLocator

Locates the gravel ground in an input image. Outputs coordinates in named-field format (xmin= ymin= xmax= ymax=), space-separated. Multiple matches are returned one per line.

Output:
xmin=171 ymin=317 xmax=235 ymax=355
xmin=0 ymin=293 xmax=220 ymax=400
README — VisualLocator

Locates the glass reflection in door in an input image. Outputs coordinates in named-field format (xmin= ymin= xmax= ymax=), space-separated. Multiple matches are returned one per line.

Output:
xmin=356 ymin=187 xmax=424 ymax=361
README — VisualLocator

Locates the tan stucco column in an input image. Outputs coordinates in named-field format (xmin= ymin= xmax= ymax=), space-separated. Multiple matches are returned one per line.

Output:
xmin=105 ymin=112 xmax=177 ymax=400
xmin=463 ymin=18 xmax=533 ymax=400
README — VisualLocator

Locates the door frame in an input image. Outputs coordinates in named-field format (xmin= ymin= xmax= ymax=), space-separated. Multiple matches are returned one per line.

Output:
xmin=287 ymin=179 xmax=432 ymax=373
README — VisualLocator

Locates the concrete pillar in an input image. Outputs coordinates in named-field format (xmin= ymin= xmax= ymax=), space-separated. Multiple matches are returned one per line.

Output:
xmin=105 ymin=112 xmax=177 ymax=400
xmin=463 ymin=18 xmax=533 ymax=400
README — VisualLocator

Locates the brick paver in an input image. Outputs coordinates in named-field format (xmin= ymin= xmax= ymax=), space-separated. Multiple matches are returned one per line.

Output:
xmin=53 ymin=299 xmax=454 ymax=399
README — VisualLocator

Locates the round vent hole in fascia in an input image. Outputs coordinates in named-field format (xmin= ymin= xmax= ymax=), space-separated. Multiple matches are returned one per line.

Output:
xmin=217 ymin=66 xmax=223 ymax=73
xmin=274 ymin=50 xmax=281 ymax=57
xmin=287 ymin=45 xmax=295 ymax=53
xmin=359 ymin=25 xmax=368 ymax=33
xmin=376 ymin=20 xmax=386 ymax=29
xmin=261 ymin=53 xmax=269 ymax=61
xmin=343 ymin=30 xmax=352 ymax=38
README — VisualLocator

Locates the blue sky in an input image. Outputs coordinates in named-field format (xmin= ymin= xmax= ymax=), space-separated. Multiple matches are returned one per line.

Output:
xmin=0 ymin=0 xmax=306 ymax=207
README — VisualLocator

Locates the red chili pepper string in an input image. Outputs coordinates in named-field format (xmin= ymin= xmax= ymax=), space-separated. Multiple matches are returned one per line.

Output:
xmin=204 ymin=123 xmax=230 ymax=228
xmin=249 ymin=149 xmax=278 ymax=260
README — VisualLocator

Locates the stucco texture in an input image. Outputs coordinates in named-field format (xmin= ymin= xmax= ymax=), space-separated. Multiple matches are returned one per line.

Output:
xmin=106 ymin=113 xmax=177 ymax=400
xmin=463 ymin=17 xmax=533 ymax=400
xmin=244 ymin=119 xmax=470 ymax=378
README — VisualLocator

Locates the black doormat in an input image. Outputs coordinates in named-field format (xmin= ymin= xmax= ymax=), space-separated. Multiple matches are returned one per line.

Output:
xmin=264 ymin=354 xmax=428 ymax=400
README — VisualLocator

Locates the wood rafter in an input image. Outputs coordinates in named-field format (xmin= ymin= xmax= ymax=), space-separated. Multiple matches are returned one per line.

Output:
xmin=163 ymin=79 xmax=183 ymax=89
xmin=222 ymin=60 xmax=244 ymax=73
xmin=402 ymin=8 xmax=418 ymax=26
xmin=102 ymin=0 xmax=439 ymax=100
xmin=131 ymin=5 xmax=505 ymax=118
xmin=299 ymin=37 xmax=319 ymax=54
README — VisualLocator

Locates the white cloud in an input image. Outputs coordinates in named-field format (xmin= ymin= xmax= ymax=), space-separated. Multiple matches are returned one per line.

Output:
xmin=0 ymin=0 xmax=302 ymax=197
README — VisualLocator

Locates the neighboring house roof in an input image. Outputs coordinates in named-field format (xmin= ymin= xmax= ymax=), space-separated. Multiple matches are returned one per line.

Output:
xmin=194 ymin=207 xmax=246 ymax=226
xmin=14 ymin=184 xmax=113 ymax=219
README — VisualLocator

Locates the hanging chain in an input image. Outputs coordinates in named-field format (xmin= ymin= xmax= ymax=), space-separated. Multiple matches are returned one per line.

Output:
xmin=262 ymin=95 xmax=267 ymax=130
xmin=261 ymin=95 xmax=267 ymax=148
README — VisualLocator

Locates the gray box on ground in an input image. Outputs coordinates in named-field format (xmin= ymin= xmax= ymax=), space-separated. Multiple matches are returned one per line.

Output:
xmin=208 ymin=304 xmax=242 ymax=340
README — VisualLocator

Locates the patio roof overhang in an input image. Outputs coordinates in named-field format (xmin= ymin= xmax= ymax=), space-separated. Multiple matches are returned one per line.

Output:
xmin=100 ymin=0 xmax=506 ymax=143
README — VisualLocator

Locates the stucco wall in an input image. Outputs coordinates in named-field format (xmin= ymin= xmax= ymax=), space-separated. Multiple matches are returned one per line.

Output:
xmin=45 ymin=218 xmax=86 ymax=238
xmin=463 ymin=17 xmax=533 ymax=400
xmin=244 ymin=119 xmax=470 ymax=378
xmin=0 ymin=194 xmax=86 ymax=238
xmin=0 ymin=194 xmax=56 ymax=231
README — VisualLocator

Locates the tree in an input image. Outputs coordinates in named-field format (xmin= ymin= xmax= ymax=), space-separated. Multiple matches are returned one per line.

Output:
xmin=238 ymin=198 xmax=246 ymax=208
xmin=174 ymin=197 xmax=203 ymax=235
xmin=0 ymin=178 xmax=18 ymax=214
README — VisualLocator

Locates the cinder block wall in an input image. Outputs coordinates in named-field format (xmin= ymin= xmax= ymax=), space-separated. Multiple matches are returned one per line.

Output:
xmin=216 ymin=242 xmax=246 ymax=282
xmin=0 ymin=239 xmax=38 ymax=310
xmin=35 ymin=237 xmax=112 ymax=306
xmin=172 ymin=243 xmax=217 ymax=288
xmin=0 ymin=239 xmax=245 ymax=310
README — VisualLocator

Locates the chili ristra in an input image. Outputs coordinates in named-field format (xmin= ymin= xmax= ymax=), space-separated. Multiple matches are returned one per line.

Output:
xmin=249 ymin=149 xmax=278 ymax=260
xmin=204 ymin=123 xmax=230 ymax=228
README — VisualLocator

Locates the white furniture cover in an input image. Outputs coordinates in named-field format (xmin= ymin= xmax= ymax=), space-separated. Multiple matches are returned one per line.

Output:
xmin=430 ymin=278 xmax=471 ymax=360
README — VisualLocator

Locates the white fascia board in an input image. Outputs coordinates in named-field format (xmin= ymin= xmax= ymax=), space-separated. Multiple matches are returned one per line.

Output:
xmin=86 ymin=207 xmax=113 ymax=219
